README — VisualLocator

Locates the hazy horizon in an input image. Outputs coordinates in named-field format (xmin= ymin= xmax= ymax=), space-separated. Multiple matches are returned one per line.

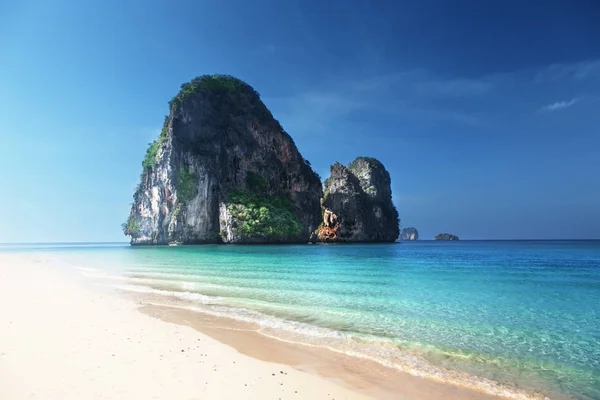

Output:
xmin=2 ymin=239 xmax=600 ymax=246
xmin=1 ymin=1 xmax=599 ymax=242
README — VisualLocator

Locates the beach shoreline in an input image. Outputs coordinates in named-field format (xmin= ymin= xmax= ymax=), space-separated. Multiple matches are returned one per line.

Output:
xmin=1 ymin=253 xmax=543 ymax=400
xmin=0 ymin=253 xmax=373 ymax=399
xmin=137 ymin=301 xmax=509 ymax=400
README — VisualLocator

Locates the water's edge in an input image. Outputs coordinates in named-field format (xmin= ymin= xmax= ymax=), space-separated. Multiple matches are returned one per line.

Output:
xmin=17 ymin=242 xmax=600 ymax=400
xmin=109 ymin=280 xmax=547 ymax=400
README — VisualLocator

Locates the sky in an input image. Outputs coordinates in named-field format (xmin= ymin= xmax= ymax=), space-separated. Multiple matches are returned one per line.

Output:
xmin=1 ymin=0 xmax=599 ymax=242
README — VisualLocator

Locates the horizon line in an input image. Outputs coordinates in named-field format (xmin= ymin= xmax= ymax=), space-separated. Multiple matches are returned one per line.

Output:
xmin=1 ymin=239 xmax=599 ymax=245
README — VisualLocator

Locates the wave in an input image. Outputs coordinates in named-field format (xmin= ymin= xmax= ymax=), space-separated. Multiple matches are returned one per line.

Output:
xmin=115 ymin=282 xmax=548 ymax=400
xmin=113 ymin=284 xmax=220 ymax=304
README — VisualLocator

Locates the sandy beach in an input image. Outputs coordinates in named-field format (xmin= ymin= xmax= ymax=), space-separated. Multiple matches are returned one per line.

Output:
xmin=0 ymin=253 xmax=499 ymax=400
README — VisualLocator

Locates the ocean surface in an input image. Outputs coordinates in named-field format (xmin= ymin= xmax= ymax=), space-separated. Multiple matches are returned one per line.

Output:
xmin=4 ymin=241 xmax=599 ymax=399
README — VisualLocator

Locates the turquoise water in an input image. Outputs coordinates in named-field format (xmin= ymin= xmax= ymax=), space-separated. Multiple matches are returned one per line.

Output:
xmin=6 ymin=241 xmax=600 ymax=399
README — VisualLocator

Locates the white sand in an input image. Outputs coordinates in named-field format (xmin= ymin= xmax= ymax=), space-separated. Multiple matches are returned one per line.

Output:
xmin=0 ymin=254 xmax=373 ymax=400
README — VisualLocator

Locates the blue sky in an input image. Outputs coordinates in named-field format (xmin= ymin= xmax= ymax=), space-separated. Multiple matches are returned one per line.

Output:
xmin=1 ymin=0 xmax=599 ymax=242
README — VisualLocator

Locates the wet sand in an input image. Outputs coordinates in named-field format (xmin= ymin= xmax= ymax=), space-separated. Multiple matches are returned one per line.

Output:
xmin=139 ymin=300 xmax=501 ymax=400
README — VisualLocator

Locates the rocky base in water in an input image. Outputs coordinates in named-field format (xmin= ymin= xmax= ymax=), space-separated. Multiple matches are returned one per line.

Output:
xmin=123 ymin=75 xmax=399 ymax=245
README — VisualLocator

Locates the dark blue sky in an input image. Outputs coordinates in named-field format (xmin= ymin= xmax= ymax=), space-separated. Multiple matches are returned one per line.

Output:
xmin=1 ymin=0 xmax=599 ymax=241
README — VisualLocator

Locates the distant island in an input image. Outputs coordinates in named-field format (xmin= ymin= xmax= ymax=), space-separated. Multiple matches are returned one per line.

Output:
xmin=123 ymin=75 xmax=399 ymax=245
xmin=434 ymin=233 xmax=459 ymax=241
xmin=400 ymin=227 xmax=419 ymax=240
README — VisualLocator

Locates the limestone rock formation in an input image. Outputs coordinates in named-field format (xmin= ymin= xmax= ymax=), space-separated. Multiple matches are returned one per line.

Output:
xmin=123 ymin=75 xmax=322 ymax=244
xmin=317 ymin=158 xmax=399 ymax=242
xmin=434 ymin=233 xmax=459 ymax=241
xmin=400 ymin=227 xmax=419 ymax=240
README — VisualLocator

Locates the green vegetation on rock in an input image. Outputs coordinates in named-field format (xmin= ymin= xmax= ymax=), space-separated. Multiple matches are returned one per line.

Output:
xmin=176 ymin=167 xmax=198 ymax=203
xmin=348 ymin=156 xmax=382 ymax=171
xmin=171 ymin=204 xmax=181 ymax=219
xmin=246 ymin=171 xmax=268 ymax=192
xmin=121 ymin=214 xmax=141 ymax=236
xmin=142 ymin=116 xmax=169 ymax=170
xmin=169 ymin=74 xmax=256 ymax=108
xmin=226 ymin=189 xmax=301 ymax=240
xmin=142 ymin=140 xmax=161 ymax=169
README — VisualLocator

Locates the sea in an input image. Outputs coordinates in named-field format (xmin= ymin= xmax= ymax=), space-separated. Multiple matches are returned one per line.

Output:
xmin=3 ymin=240 xmax=599 ymax=399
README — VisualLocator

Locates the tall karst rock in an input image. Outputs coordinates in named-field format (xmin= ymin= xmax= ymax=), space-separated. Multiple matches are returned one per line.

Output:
xmin=317 ymin=157 xmax=400 ymax=242
xmin=123 ymin=75 xmax=322 ymax=244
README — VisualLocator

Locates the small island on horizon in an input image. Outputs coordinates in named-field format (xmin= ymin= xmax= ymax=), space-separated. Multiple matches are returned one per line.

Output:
xmin=400 ymin=227 xmax=419 ymax=240
xmin=434 ymin=233 xmax=460 ymax=241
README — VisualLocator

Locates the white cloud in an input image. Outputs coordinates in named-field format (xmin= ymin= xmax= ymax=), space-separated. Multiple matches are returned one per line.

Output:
xmin=265 ymin=58 xmax=599 ymax=139
xmin=348 ymin=70 xmax=497 ymax=97
xmin=535 ymin=60 xmax=600 ymax=82
xmin=265 ymin=90 xmax=365 ymax=135
xmin=265 ymin=69 xmax=494 ymax=136
xmin=541 ymin=98 xmax=579 ymax=112
xmin=416 ymin=78 xmax=493 ymax=96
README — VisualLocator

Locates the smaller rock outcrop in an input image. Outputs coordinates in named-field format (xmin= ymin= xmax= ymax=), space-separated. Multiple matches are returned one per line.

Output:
xmin=317 ymin=157 xmax=399 ymax=242
xmin=434 ymin=233 xmax=459 ymax=241
xmin=401 ymin=227 xmax=419 ymax=240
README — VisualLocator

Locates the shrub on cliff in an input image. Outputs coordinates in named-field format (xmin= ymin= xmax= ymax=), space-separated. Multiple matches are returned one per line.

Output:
xmin=176 ymin=167 xmax=198 ymax=203
xmin=246 ymin=171 xmax=268 ymax=192
xmin=142 ymin=116 xmax=169 ymax=170
xmin=122 ymin=214 xmax=141 ymax=236
xmin=226 ymin=189 xmax=301 ymax=240
xmin=169 ymin=75 xmax=255 ymax=108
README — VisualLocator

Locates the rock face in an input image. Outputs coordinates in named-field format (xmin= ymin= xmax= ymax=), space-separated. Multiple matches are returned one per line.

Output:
xmin=123 ymin=75 xmax=322 ymax=244
xmin=317 ymin=158 xmax=399 ymax=242
xmin=434 ymin=233 xmax=459 ymax=241
xmin=400 ymin=227 xmax=419 ymax=240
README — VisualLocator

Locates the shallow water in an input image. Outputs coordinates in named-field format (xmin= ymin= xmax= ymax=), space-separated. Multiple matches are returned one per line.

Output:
xmin=7 ymin=241 xmax=600 ymax=399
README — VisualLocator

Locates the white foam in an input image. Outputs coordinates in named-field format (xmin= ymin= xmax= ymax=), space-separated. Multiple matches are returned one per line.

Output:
xmin=114 ymin=284 xmax=219 ymax=304
xmin=115 ymin=282 xmax=346 ymax=339
xmin=127 ymin=271 xmax=204 ymax=280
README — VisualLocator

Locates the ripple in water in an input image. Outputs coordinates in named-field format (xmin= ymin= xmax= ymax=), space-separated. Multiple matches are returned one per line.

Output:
xmin=71 ymin=241 xmax=600 ymax=399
